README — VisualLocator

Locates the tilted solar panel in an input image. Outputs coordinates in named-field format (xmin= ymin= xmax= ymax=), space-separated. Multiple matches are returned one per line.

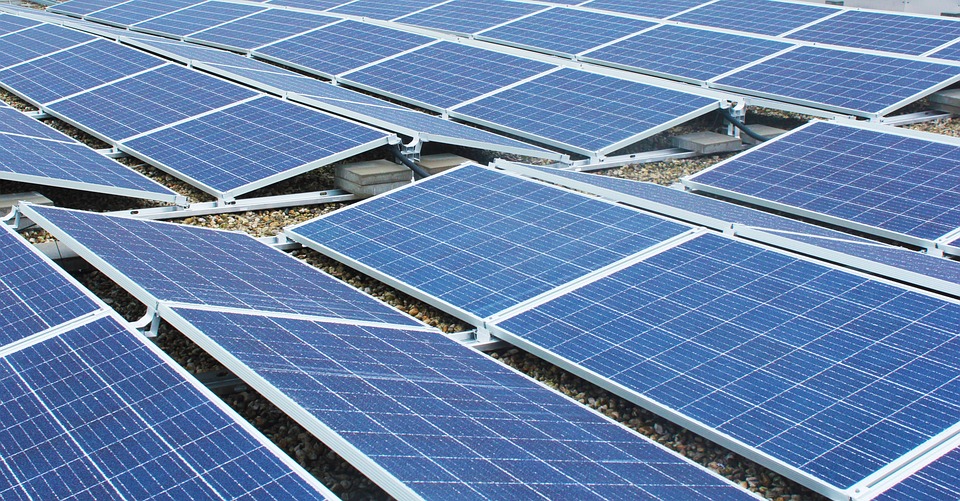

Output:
xmin=492 ymin=231 xmax=960 ymax=499
xmin=186 ymin=9 xmax=338 ymax=51
xmin=671 ymin=0 xmax=837 ymax=36
xmin=86 ymin=0 xmax=201 ymax=27
xmin=788 ymin=10 xmax=960 ymax=56
xmin=931 ymin=41 xmax=960 ymax=62
xmin=580 ymin=0 xmax=710 ymax=19
xmin=0 ymin=13 xmax=40 ymax=35
xmin=0 ymin=23 xmax=94 ymax=71
xmin=328 ymin=0 xmax=447 ymax=20
xmin=47 ymin=0 xmax=126 ymax=17
xmin=265 ymin=0 xmax=350 ymax=9
xmin=22 ymin=204 xmax=420 ymax=327
xmin=873 ymin=442 xmax=960 ymax=500
xmin=132 ymin=1 xmax=265 ymax=38
xmin=164 ymin=306 xmax=755 ymax=500
xmin=0 ymin=104 xmax=71 ymax=141
xmin=396 ymin=0 xmax=546 ymax=35
xmin=340 ymin=41 xmax=555 ymax=112
xmin=287 ymin=164 xmax=690 ymax=322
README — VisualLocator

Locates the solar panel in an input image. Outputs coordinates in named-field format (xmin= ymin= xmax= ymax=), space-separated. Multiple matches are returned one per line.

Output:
xmin=671 ymin=0 xmax=838 ymax=36
xmin=0 ymin=39 xmax=163 ymax=106
xmin=86 ymin=0 xmax=201 ymax=27
xmin=121 ymin=96 xmax=390 ymax=198
xmin=22 ymin=204 xmax=420 ymax=327
xmin=47 ymin=0 xmax=126 ymax=17
xmin=340 ymin=42 xmax=555 ymax=112
xmin=712 ymin=46 xmax=960 ymax=117
xmin=254 ymin=20 xmax=434 ymax=78
xmin=0 ymin=314 xmax=328 ymax=500
xmin=788 ymin=10 xmax=960 ymax=56
xmin=0 ymin=105 xmax=72 ymax=141
xmin=492 ymin=231 xmax=960 ymax=498
xmin=265 ymin=0 xmax=351 ymax=9
xmin=580 ymin=24 xmax=793 ymax=83
xmin=0 ymin=227 xmax=99 ymax=348
xmin=287 ymin=164 xmax=690 ymax=321
xmin=328 ymin=0 xmax=447 ymax=20
xmin=580 ymin=0 xmax=711 ymax=19
xmin=684 ymin=120 xmax=960 ymax=245
xmin=450 ymin=67 xmax=719 ymax=156
xmin=46 ymin=64 xmax=258 ymax=142
xmin=0 ymin=23 xmax=94 ymax=71
xmin=164 ymin=305 xmax=754 ymax=500
xmin=930 ymin=41 xmax=960 ymax=62
xmin=874 ymin=442 xmax=960 ymax=500
xmin=185 ymin=9 xmax=338 ymax=51
xmin=475 ymin=7 xmax=656 ymax=57
xmin=396 ymin=0 xmax=546 ymax=35
xmin=132 ymin=1 xmax=265 ymax=38
xmin=0 ymin=13 xmax=40 ymax=35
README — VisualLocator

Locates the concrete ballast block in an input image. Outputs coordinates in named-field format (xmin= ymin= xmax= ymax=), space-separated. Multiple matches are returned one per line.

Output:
xmin=741 ymin=124 xmax=789 ymax=146
xmin=672 ymin=131 xmax=741 ymax=155
xmin=0 ymin=192 xmax=53 ymax=214
xmin=417 ymin=153 xmax=469 ymax=175
xmin=930 ymin=89 xmax=960 ymax=114
xmin=335 ymin=160 xmax=412 ymax=198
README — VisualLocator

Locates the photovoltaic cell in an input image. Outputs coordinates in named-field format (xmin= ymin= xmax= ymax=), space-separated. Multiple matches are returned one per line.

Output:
xmin=495 ymin=232 xmax=960 ymax=494
xmin=581 ymin=25 xmax=792 ymax=82
xmin=685 ymin=121 xmax=960 ymax=243
xmin=476 ymin=7 xmax=656 ymax=56
xmin=168 ymin=307 xmax=753 ymax=500
xmin=931 ymin=42 xmax=960 ymax=62
xmin=0 ymin=24 xmax=94 ymax=70
xmin=266 ymin=0 xmax=351 ymax=9
xmin=187 ymin=9 xmax=338 ymax=51
xmin=341 ymin=42 xmax=555 ymax=111
xmin=397 ymin=0 xmax=546 ymax=35
xmin=672 ymin=0 xmax=837 ymax=36
xmin=0 ymin=13 xmax=40 ymax=35
xmin=329 ymin=0 xmax=447 ymax=20
xmin=288 ymin=164 xmax=689 ymax=320
xmin=0 ymin=105 xmax=72 ymax=141
xmin=0 ymin=39 xmax=163 ymax=105
xmin=46 ymin=64 xmax=258 ymax=141
xmin=874 ymin=444 xmax=960 ymax=500
xmin=122 ymin=96 xmax=388 ymax=196
xmin=86 ymin=0 xmax=201 ymax=27
xmin=713 ymin=46 xmax=960 ymax=116
xmin=132 ymin=1 xmax=265 ymax=38
xmin=24 ymin=205 xmax=419 ymax=327
xmin=0 ymin=228 xmax=98 ymax=347
xmin=47 ymin=0 xmax=126 ymax=17
xmin=580 ymin=0 xmax=710 ymax=18
xmin=255 ymin=20 xmax=434 ymax=78
xmin=788 ymin=10 xmax=960 ymax=56
xmin=450 ymin=67 xmax=718 ymax=155
xmin=0 ymin=315 xmax=325 ymax=500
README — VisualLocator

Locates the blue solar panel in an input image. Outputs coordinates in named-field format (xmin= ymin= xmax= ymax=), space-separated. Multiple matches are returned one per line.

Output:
xmin=25 ymin=204 xmax=420 ymax=327
xmin=672 ymin=0 xmax=838 ymax=36
xmin=476 ymin=7 xmax=656 ymax=56
xmin=255 ymin=20 xmax=434 ymax=78
xmin=875 ymin=444 xmax=960 ymax=500
xmin=788 ymin=10 xmax=960 ymax=56
xmin=0 ymin=13 xmax=40 ymax=35
xmin=132 ymin=1 xmax=265 ymax=38
xmin=329 ymin=0 xmax=447 ymax=20
xmin=713 ymin=46 xmax=960 ymax=116
xmin=0 ymin=39 xmax=163 ymax=105
xmin=931 ymin=41 xmax=960 ymax=62
xmin=168 ymin=306 xmax=753 ymax=500
xmin=46 ymin=64 xmax=257 ymax=141
xmin=341 ymin=42 xmax=555 ymax=112
xmin=397 ymin=0 xmax=546 ymax=35
xmin=450 ymin=67 xmax=718 ymax=155
xmin=288 ymin=164 xmax=689 ymax=320
xmin=0 ymin=24 xmax=94 ymax=70
xmin=0 ymin=105 xmax=71 ymax=141
xmin=186 ymin=9 xmax=338 ymax=51
xmin=580 ymin=0 xmax=710 ymax=18
xmin=494 ymin=232 xmax=960 ymax=494
xmin=685 ymin=121 xmax=960 ymax=243
xmin=0 ymin=228 xmax=99 ymax=347
xmin=266 ymin=0 xmax=350 ymax=9
xmin=581 ymin=24 xmax=793 ymax=82
xmin=0 ymin=315 xmax=325 ymax=499
xmin=122 ymin=96 xmax=388 ymax=196
xmin=47 ymin=0 xmax=125 ymax=17
xmin=86 ymin=0 xmax=201 ymax=26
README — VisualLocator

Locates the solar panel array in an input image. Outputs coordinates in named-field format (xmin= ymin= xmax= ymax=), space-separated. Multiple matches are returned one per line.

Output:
xmin=131 ymin=1 xmax=264 ymax=38
xmin=328 ymin=0 xmax=447 ymax=21
xmin=670 ymin=0 xmax=838 ymax=36
xmin=185 ymin=9 xmax=339 ymax=51
xmin=581 ymin=0 xmax=711 ymax=19
xmin=395 ymin=0 xmax=546 ymax=36
xmin=85 ymin=0 xmax=201 ymax=27
xmin=787 ymin=9 xmax=960 ymax=56
xmin=0 ymin=23 xmax=94 ymax=70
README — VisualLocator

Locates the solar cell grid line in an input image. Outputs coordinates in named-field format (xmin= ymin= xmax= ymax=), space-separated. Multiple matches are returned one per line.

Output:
xmin=474 ymin=7 xmax=656 ymax=58
xmin=449 ymin=67 xmax=720 ymax=158
xmin=711 ymin=45 xmax=960 ymax=118
xmin=580 ymin=24 xmax=794 ymax=84
xmin=328 ymin=0 xmax=449 ymax=21
xmin=184 ymin=9 xmax=339 ymax=52
xmin=130 ymin=1 xmax=266 ymax=39
xmin=395 ymin=0 xmax=547 ymax=36
xmin=0 ymin=38 xmax=164 ymax=106
xmin=579 ymin=0 xmax=712 ymax=19
xmin=0 ymin=226 xmax=100 ymax=350
xmin=20 ymin=204 xmax=422 ymax=327
xmin=47 ymin=0 xmax=129 ymax=17
xmin=670 ymin=0 xmax=838 ymax=36
xmin=253 ymin=20 xmax=435 ymax=79
xmin=161 ymin=304 xmax=757 ymax=501
xmin=0 ymin=23 xmax=96 ymax=71
xmin=44 ymin=63 xmax=258 ymax=143
xmin=0 ymin=13 xmax=40 ymax=35
xmin=120 ymin=95 xmax=392 ymax=199
xmin=286 ymin=164 xmax=693 ymax=324
xmin=0 ymin=314 xmax=333 ymax=500
xmin=339 ymin=41 xmax=556 ymax=113
xmin=871 ymin=438 xmax=960 ymax=500
xmin=489 ymin=231 xmax=960 ymax=500
xmin=787 ymin=9 xmax=960 ymax=56
xmin=85 ymin=0 xmax=203 ymax=27
xmin=683 ymin=120 xmax=960 ymax=247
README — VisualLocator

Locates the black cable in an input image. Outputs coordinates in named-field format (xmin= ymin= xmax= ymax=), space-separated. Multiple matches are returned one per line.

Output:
xmin=720 ymin=107 xmax=771 ymax=143
xmin=390 ymin=143 xmax=431 ymax=180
